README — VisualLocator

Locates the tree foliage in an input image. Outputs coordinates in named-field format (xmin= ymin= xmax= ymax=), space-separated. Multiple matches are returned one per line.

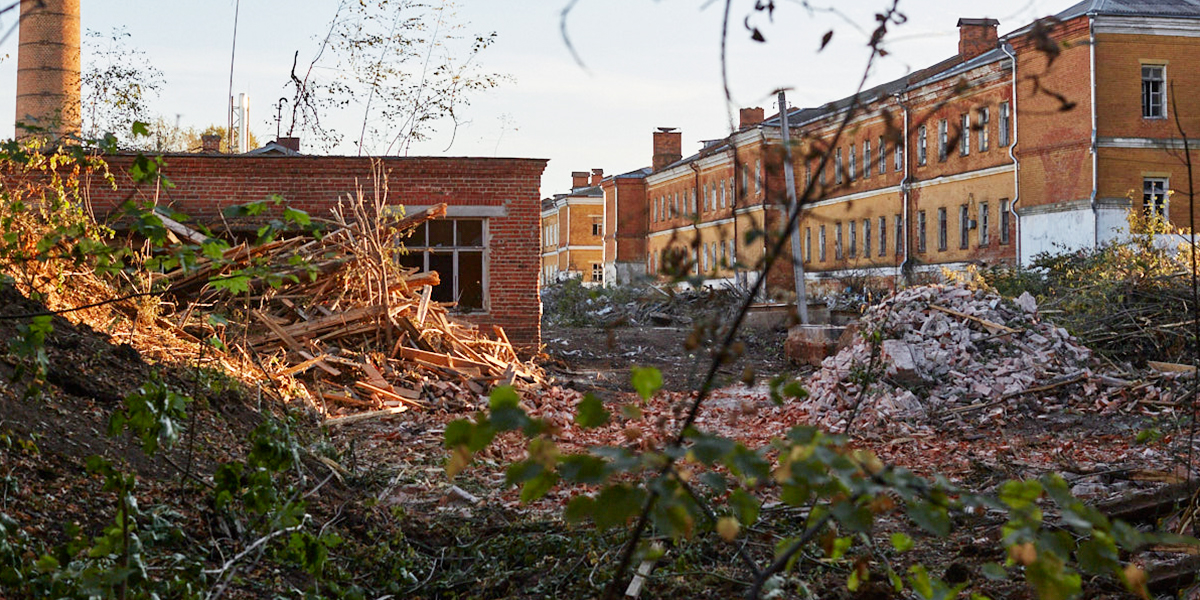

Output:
xmin=285 ymin=0 xmax=504 ymax=154
xmin=81 ymin=27 xmax=164 ymax=147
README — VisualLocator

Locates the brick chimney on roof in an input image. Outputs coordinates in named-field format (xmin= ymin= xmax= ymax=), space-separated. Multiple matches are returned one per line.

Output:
xmin=590 ymin=168 xmax=604 ymax=186
xmin=739 ymin=107 xmax=765 ymax=129
xmin=571 ymin=171 xmax=590 ymax=189
xmin=276 ymin=136 xmax=300 ymax=152
xmin=957 ymin=18 xmax=1000 ymax=61
xmin=201 ymin=134 xmax=221 ymax=153
xmin=652 ymin=128 xmax=682 ymax=172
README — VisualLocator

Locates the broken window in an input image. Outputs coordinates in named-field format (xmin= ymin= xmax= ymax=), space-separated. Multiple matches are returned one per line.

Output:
xmin=959 ymin=114 xmax=970 ymax=156
xmin=1142 ymin=65 xmax=1166 ymax=119
xmin=895 ymin=139 xmax=903 ymax=171
xmin=863 ymin=218 xmax=872 ymax=257
xmin=592 ymin=219 xmax=602 ymax=237
xmin=978 ymin=107 xmax=990 ymax=152
xmin=1000 ymin=199 xmax=1011 ymax=244
xmin=755 ymin=159 xmax=762 ymax=195
xmin=819 ymin=225 xmax=827 ymax=261
xmin=917 ymin=125 xmax=927 ymax=166
xmin=805 ymin=227 xmax=812 ymax=262
xmin=879 ymin=215 xmax=887 ymax=257
xmin=835 ymin=148 xmax=844 ymax=185
xmin=999 ymin=102 xmax=1011 ymax=147
xmin=1144 ymin=177 xmax=1169 ymax=218
xmin=399 ymin=218 xmax=486 ymax=311
xmin=848 ymin=220 xmax=857 ymax=258
xmin=895 ymin=214 xmax=903 ymax=256
xmin=864 ymin=140 xmax=872 ymax=178
xmin=879 ymin=136 xmax=887 ymax=174
xmin=979 ymin=202 xmax=989 ymax=246
xmin=938 ymin=207 xmax=948 ymax=251
xmin=835 ymin=222 xmax=844 ymax=259
xmin=917 ymin=210 xmax=927 ymax=253
xmin=959 ymin=204 xmax=970 ymax=249
xmin=592 ymin=263 xmax=603 ymax=283
xmin=938 ymin=119 xmax=948 ymax=162
xmin=849 ymin=144 xmax=857 ymax=181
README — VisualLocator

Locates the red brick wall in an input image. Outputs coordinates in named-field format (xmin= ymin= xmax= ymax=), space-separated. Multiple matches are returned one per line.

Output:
xmin=86 ymin=154 xmax=548 ymax=351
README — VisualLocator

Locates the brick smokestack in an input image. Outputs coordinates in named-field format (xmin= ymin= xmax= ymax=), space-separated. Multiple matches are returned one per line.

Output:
xmin=956 ymin=18 xmax=999 ymax=61
xmin=652 ymin=127 xmax=682 ymax=172
xmin=571 ymin=171 xmax=589 ymax=189
xmin=590 ymin=168 xmax=604 ymax=186
xmin=16 ymin=0 xmax=82 ymax=139
xmin=739 ymin=107 xmax=765 ymax=129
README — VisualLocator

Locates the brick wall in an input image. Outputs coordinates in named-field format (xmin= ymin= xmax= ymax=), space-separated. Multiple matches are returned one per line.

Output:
xmin=85 ymin=153 xmax=548 ymax=352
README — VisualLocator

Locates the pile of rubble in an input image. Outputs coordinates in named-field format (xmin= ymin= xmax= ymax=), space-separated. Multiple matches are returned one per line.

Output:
xmin=158 ymin=199 xmax=543 ymax=424
xmin=796 ymin=284 xmax=1187 ymax=434
xmin=541 ymin=279 xmax=748 ymax=328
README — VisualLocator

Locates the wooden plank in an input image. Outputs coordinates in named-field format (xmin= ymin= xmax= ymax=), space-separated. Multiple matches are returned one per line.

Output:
xmin=279 ymin=354 xmax=330 ymax=377
xmin=929 ymin=304 xmax=1019 ymax=334
xmin=250 ymin=305 xmax=386 ymax=345
xmin=299 ymin=350 xmax=342 ymax=377
xmin=322 ymin=392 xmax=374 ymax=408
xmin=253 ymin=310 xmax=307 ymax=353
xmin=1148 ymin=360 xmax=1196 ymax=374
xmin=322 ymin=407 xmax=408 ymax=428
xmin=394 ymin=345 xmax=492 ymax=372
xmin=416 ymin=285 xmax=432 ymax=326
xmin=154 ymin=208 xmax=211 ymax=245
xmin=355 ymin=381 xmax=426 ymax=407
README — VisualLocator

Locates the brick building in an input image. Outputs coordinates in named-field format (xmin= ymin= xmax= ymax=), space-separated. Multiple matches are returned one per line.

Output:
xmin=540 ymin=169 xmax=606 ymax=285
xmin=85 ymin=154 xmax=548 ymax=351
xmin=609 ymin=0 xmax=1200 ymax=299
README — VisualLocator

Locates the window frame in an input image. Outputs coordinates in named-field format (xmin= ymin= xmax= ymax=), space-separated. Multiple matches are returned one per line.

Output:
xmin=1144 ymin=177 xmax=1169 ymax=218
xmin=849 ymin=143 xmax=857 ymax=181
xmin=917 ymin=210 xmax=927 ymax=253
xmin=848 ymin=220 xmax=857 ymax=258
xmin=863 ymin=218 xmax=872 ymax=257
xmin=998 ymin=102 xmax=1011 ymax=147
xmin=864 ymin=140 xmax=872 ymax=178
xmin=978 ymin=107 xmax=990 ymax=152
xmin=400 ymin=217 xmax=489 ymax=312
xmin=979 ymin=201 xmax=989 ymax=246
xmin=819 ymin=225 xmax=827 ymax=262
xmin=835 ymin=221 xmax=844 ymax=260
xmin=937 ymin=207 xmax=948 ymax=251
xmin=917 ymin=125 xmax=927 ymax=166
xmin=878 ymin=215 xmax=887 ymax=257
xmin=1142 ymin=64 xmax=1167 ymax=119
xmin=960 ymin=113 xmax=970 ymax=156
xmin=959 ymin=204 xmax=970 ymax=249
xmin=938 ymin=118 xmax=949 ymax=162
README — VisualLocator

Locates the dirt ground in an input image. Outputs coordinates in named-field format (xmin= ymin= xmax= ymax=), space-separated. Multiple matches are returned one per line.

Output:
xmin=541 ymin=323 xmax=801 ymax=394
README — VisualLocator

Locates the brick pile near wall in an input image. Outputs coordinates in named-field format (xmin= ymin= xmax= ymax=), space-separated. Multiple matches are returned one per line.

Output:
xmin=85 ymin=154 xmax=548 ymax=352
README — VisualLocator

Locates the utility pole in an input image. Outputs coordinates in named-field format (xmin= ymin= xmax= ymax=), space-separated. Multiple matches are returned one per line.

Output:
xmin=777 ymin=91 xmax=808 ymax=324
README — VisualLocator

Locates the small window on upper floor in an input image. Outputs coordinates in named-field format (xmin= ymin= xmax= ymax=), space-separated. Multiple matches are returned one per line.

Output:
xmin=592 ymin=220 xmax=602 ymax=236
xmin=1142 ymin=65 xmax=1166 ymax=119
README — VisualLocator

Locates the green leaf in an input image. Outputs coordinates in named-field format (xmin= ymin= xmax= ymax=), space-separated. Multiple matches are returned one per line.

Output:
xmin=565 ymin=495 xmax=595 ymax=523
xmin=729 ymin=488 xmax=760 ymax=526
xmin=686 ymin=430 xmax=734 ymax=464
xmin=558 ymin=454 xmax=608 ymax=484
xmin=488 ymin=385 xmax=528 ymax=432
xmin=131 ymin=121 xmax=150 ymax=137
xmin=999 ymin=480 xmax=1043 ymax=511
xmin=908 ymin=501 xmax=951 ymax=537
xmin=575 ymin=393 xmax=610 ymax=429
xmin=520 ymin=471 xmax=558 ymax=503
xmin=283 ymin=207 xmax=311 ymax=227
xmin=630 ymin=366 xmax=663 ymax=400
xmin=891 ymin=532 xmax=914 ymax=552
xmin=831 ymin=500 xmax=873 ymax=533
xmin=698 ymin=471 xmax=728 ymax=495
xmin=592 ymin=484 xmax=646 ymax=530
xmin=1076 ymin=538 xmax=1120 ymax=575
xmin=980 ymin=562 xmax=1008 ymax=581
xmin=829 ymin=535 xmax=852 ymax=560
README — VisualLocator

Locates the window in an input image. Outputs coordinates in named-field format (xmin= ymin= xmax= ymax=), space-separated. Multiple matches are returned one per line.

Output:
xmin=938 ymin=119 xmax=948 ymax=161
xmin=592 ymin=219 xmax=602 ymax=237
xmin=835 ymin=148 xmax=844 ymax=184
xmin=805 ymin=227 xmax=812 ymax=262
xmin=978 ymin=107 xmax=990 ymax=152
xmin=878 ymin=216 xmax=887 ymax=257
xmin=917 ymin=125 xmax=927 ymax=165
xmin=979 ymin=202 xmax=989 ymax=246
xmin=741 ymin=165 xmax=749 ymax=196
xmin=721 ymin=179 xmax=728 ymax=208
xmin=399 ymin=219 xmax=486 ymax=311
xmin=938 ymin=207 xmax=948 ymax=251
xmin=1000 ymin=199 xmax=1011 ymax=244
xmin=917 ymin=210 xmax=927 ymax=253
xmin=592 ymin=263 xmax=603 ymax=283
xmin=728 ymin=239 xmax=735 ymax=265
xmin=689 ymin=188 xmax=696 ymax=214
xmin=959 ymin=204 xmax=970 ymax=249
xmin=863 ymin=218 xmax=872 ymax=257
xmin=1144 ymin=177 xmax=1169 ymax=217
xmin=720 ymin=240 xmax=728 ymax=266
xmin=701 ymin=244 xmax=708 ymax=272
xmin=895 ymin=214 xmax=903 ymax=256
xmin=755 ymin=159 xmax=762 ymax=194
xmin=651 ymin=199 xmax=657 ymax=222
xmin=1142 ymin=65 xmax=1166 ymax=119
xmin=848 ymin=220 xmax=857 ymax=258
xmin=864 ymin=140 xmax=872 ymax=178
xmin=895 ymin=140 xmax=903 ymax=171
xmin=849 ymin=144 xmax=857 ymax=181
xmin=819 ymin=225 xmax=827 ymax=261
xmin=999 ymin=102 xmax=1011 ymax=147
xmin=805 ymin=163 xmax=812 ymax=188
xmin=879 ymin=136 xmax=887 ymax=174
xmin=702 ymin=184 xmax=709 ymax=211
xmin=960 ymin=113 xmax=970 ymax=156
xmin=835 ymin=222 xmax=844 ymax=259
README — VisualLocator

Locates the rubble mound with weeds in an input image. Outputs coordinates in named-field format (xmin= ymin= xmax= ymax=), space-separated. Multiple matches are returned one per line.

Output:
xmin=798 ymin=284 xmax=1181 ymax=435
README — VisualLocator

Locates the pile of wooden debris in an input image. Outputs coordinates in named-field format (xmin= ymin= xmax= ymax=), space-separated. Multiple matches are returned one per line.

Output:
xmin=157 ymin=196 xmax=543 ymax=426
xmin=799 ymin=284 xmax=1192 ymax=435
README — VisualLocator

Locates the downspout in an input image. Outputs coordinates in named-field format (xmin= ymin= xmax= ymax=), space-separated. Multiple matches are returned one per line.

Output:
xmin=895 ymin=92 xmax=912 ymax=280
xmin=1088 ymin=13 xmax=1100 ymax=247
xmin=1002 ymin=41 xmax=1022 ymax=265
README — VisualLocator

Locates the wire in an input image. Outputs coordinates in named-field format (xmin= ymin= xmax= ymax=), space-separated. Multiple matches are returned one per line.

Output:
xmin=226 ymin=0 xmax=241 ymax=154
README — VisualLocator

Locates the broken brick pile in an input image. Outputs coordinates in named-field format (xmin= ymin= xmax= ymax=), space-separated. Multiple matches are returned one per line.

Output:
xmin=797 ymin=284 xmax=1170 ymax=435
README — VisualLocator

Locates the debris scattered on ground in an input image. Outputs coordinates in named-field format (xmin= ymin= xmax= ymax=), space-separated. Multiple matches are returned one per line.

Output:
xmin=795 ymin=284 xmax=1190 ymax=435
xmin=540 ymin=278 xmax=750 ymax=328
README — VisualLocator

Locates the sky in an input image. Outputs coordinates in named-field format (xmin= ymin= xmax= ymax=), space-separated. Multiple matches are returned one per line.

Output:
xmin=0 ymin=0 xmax=1082 ymax=197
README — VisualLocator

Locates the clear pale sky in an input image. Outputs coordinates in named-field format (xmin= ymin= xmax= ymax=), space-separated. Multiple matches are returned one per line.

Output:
xmin=0 ymin=0 xmax=1079 ymax=197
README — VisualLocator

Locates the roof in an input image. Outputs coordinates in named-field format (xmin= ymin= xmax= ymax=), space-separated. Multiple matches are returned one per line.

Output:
xmin=612 ymin=167 xmax=653 ymax=180
xmin=243 ymin=141 xmax=302 ymax=156
xmin=1056 ymin=0 xmax=1200 ymax=19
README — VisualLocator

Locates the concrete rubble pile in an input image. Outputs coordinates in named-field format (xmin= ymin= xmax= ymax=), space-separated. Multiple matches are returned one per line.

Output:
xmin=797 ymin=284 xmax=1174 ymax=435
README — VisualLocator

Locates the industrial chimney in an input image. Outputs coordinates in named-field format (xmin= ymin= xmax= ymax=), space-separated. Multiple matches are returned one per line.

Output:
xmin=15 ymin=0 xmax=82 ymax=140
